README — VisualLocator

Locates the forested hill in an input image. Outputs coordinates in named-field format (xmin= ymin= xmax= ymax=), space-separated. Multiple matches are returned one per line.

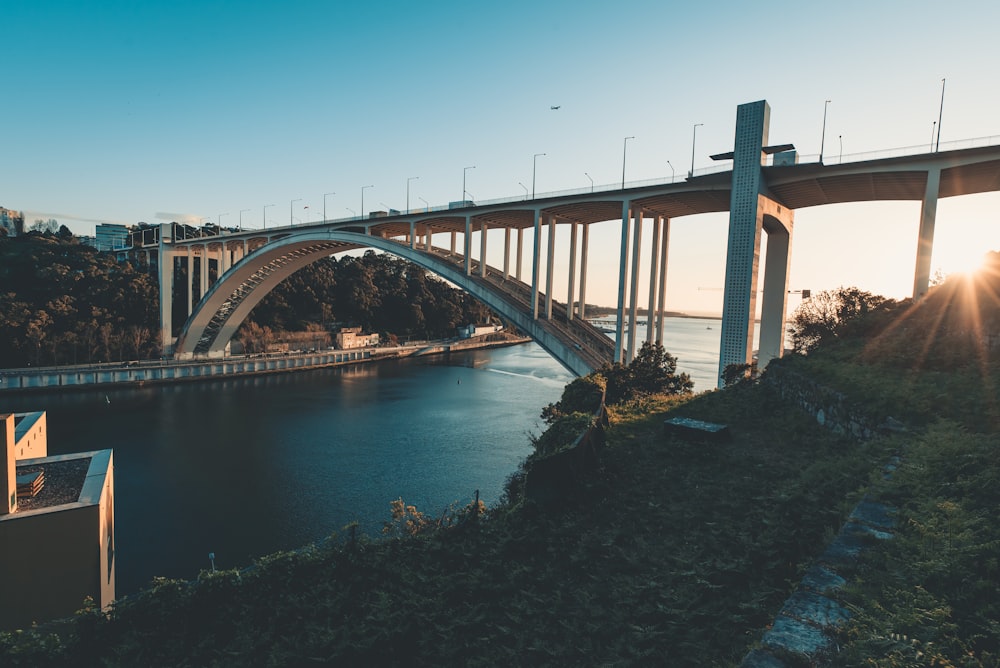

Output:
xmin=0 ymin=233 xmax=160 ymax=368
xmin=242 ymin=250 xmax=493 ymax=342
xmin=0 ymin=234 xmax=494 ymax=369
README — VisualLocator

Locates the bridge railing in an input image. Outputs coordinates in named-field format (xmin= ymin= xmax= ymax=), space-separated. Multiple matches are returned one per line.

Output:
xmin=162 ymin=134 xmax=1000 ymax=243
xmin=793 ymin=134 xmax=1000 ymax=166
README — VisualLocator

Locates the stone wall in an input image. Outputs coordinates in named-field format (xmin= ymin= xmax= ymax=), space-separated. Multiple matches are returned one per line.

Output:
xmin=761 ymin=363 xmax=903 ymax=440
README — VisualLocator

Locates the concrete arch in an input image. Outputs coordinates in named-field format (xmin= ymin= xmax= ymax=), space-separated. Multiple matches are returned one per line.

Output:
xmin=173 ymin=230 xmax=608 ymax=376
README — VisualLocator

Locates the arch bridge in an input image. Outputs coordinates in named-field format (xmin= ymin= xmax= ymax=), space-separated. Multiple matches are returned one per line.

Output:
xmin=160 ymin=100 xmax=1000 ymax=385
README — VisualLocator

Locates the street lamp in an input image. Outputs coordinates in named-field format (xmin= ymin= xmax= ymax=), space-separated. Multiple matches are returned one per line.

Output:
xmin=820 ymin=99 xmax=831 ymax=163
xmin=532 ymin=153 xmax=545 ymax=199
xmin=263 ymin=204 xmax=274 ymax=230
xmin=406 ymin=176 xmax=419 ymax=213
xmin=689 ymin=124 xmax=702 ymax=178
xmin=239 ymin=209 xmax=250 ymax=231
xmin=463 ymin=166 xmax=476 ymax=202
xmin=622 ymin=136 xmax=635 ymax=189
xmin=361 ymin=185 xmax=373 ymax=218
xmin=584 ymin=172 xmax=593 ymax=192
xmin=936 ymin=78 xmax=946 ymax=152
xmin=323 ymin=192 xmax=335 ymax=222
xmin=418 ymin=197 xmax=429 ymax=212
xmin=518 ymin=182 xmax=528 ymax=200
xmin=290 ymin=199 xmax=301 ymax=226
xmin=839 ymin=135 xmax=843 ymax=163
xmin=346 ymin=207 xmax=356 ymax=217
xmin=667 ymin=160 xmax=675 ymax=182
xmin=218 ymin=212 xmax=228 ymax=230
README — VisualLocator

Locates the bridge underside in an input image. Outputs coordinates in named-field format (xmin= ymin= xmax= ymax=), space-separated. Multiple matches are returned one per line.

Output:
xmin=172 ymin=231 xmax=614 ymax=377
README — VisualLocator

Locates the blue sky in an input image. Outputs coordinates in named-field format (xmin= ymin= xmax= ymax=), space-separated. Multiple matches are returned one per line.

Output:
xmin=4 ymin=0 xmax=1000 ymax=313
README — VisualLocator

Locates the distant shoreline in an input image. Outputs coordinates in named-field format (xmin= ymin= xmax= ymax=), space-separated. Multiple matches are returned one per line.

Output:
xmin=585 ymin=308 xmax=723 ymax=321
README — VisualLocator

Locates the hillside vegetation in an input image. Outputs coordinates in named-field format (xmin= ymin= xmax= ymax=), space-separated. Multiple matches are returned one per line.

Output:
xmin=0 ymin=234 xmax=492 ymax=368
xmin=2 ymin=255 xmax=997 ymax=666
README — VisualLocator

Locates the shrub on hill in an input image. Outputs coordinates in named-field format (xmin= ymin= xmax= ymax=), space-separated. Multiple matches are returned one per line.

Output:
xmin=788 ymin=286 xmax=898 ymax=354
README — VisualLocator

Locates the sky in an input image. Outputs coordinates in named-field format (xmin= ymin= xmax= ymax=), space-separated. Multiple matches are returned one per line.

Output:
xmin=4 ymin=0 xmax=1000 ymax=315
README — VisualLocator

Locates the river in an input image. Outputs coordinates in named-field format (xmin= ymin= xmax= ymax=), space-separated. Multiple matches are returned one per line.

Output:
xmin=0 ymin=317 xmax=723 ymax=594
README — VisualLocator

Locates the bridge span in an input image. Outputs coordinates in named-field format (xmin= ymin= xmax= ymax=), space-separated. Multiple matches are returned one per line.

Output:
xmin=158 ymin=99 xmax=1000 ymax=385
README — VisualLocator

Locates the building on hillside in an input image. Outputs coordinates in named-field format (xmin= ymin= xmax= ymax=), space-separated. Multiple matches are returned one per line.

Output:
xmin=0 ymin=412 xmax=115 ymax=631
xmin=457 ymin=323 xmax=503 ymax=339
xmin=95 ymin=223 xmax=130 ymax=252
xmin=0 ymin=206 xmax=24 ymax=236
xmin=335 ymin=327 xmax=380 ymax=349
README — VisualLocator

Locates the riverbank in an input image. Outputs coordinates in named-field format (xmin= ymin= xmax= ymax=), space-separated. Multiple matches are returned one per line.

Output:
xmin=0 ymin=332 xmax=530 ymax=395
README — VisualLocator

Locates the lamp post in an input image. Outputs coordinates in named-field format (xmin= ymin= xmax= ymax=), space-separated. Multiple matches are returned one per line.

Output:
xmin=463 ymin=166 xmax=475 ymax=202
xmin=418 ymin=197 xmax=429 ymax=212
xmin=323 ymin=192 xmax=335 ymax=222
xmin=518 ymin=182 xmax=528 ymax=200
xmin=689 ymin=124 xmax=702 ymax=178
xmin=263 ymin=204 xmax=274 ymax=230
xmin=346 ymin=207 xmax=356 ymax=217
xmin=239 ymin=209 xmax=250 ymax=231
xmin=532 ymin=153 xmax=545 ymax=198
xmin=290 ymin=199 xmax=301 ymax=226
xmin=936 ymin=78 xmax=945 ymax=152
xmin=584 ymin=172 xmax=593 ymax=192
xmin=622 ymin=136 xmax=635 ymax=189
xmin=218 ymin=212 xmax=228 ymax=230
xmin=406 ymin=176 xmax=419 ymax=213
xmin=361 ymin=185 xmax=373 ymax=218
xmin=839 ymin=135 xmax=843 ymax=163
xmin=667 ymin=160 xmax=675 ymax=182
xmin=819 ymin=99 xmax=831 ymax=163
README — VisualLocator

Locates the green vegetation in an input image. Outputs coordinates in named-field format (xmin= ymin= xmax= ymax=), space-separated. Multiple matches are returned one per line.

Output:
xmin=0 ymin=232 xmax=160 ymax=367
xmin=236 ymin=250 xmax=493 ymax=347
xmin=3 ymin=238 xmax=997 ymax=665
xmin=0 ymin=343 xmax=888 ymax=666
xmin=0 ymin=235 xmax=492 ymax=368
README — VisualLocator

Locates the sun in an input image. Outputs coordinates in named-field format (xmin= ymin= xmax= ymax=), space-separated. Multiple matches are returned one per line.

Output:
xmin=934 ymin=246 xmax=993 ymax=280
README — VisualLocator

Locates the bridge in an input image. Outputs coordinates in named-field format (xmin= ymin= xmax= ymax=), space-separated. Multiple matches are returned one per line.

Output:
xmin=157 ymin=100 xmax=1000 ymax=386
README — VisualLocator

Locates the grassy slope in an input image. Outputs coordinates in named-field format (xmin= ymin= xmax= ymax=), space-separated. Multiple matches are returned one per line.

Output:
xmin=4 ymin=267 xmax=998 ymax=667
xmin=1 ymin=385 xmax=888 ymax=667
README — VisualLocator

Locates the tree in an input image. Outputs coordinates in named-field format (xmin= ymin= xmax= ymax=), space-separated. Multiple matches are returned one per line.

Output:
xmin=788 ymin=286 xmax=893 ymax=354
xmin=541 ymin=374 xmax=606 ymax=423
xmin=30 ymin=218 xmax=59 ymax=234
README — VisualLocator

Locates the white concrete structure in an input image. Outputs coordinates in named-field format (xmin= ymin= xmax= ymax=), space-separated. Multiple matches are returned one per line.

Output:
xmin=157 ymin=101 xmax=1000 ymax=385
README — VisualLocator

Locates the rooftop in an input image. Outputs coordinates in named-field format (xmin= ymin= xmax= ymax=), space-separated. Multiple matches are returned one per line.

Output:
xmin=14 ymin=457 xmax=90 ymax=512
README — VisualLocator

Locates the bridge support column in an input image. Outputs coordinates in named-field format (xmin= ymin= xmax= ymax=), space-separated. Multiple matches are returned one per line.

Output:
xmin=545 ymin=216 xmax=556 ymax=319
xmin=464 ymin=217 xmax=472 ymax=276
xmin=425 ymin=225 xmax=432 ymax=251
xmin=579 ymin=223 xmax=589 ymax=320
xmin=186 ymin=248 xmax=193 ymax=317
xmin=758 ymin=205 xmax=794 ymax=369
xmin=516 ymin=228 xmax=524 ymax=281
xmin=627 ymin=208 xmax=643 ymax=363
xmin=480 ymin=221 xmax=488 ymax=278
xmin=409 ymin=222 xmax=416 ymax=249
xmin=567 ymin=222 xmax=578 ymax=319
xmin=912 ymin=167 xmax=941 ymax=300
xmin=719 ymin=100 xmax=796 ymax=387
xmin=450 ymin=230 xmax=457 ymax=255
xmin=615 ymin=201 xmax=631 ymax=363
xmin=655 ymin=218 xmax=671 ymax=345
xmin=158 ymin=238 xmax=174 ymax=355
xmin=531 ymin=210 xmax=542 ymax=319
xmin=503 ymin=227 xmax=511 ymax=279
xmin=646 ymin=216 xmax=662 ymax=344
xmin=200 ymin=244 xmax=209 ymax=299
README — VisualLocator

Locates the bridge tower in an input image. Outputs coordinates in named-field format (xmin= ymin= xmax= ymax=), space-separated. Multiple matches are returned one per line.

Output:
xmin=718 ymin=100 xmax=795 ymax=386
